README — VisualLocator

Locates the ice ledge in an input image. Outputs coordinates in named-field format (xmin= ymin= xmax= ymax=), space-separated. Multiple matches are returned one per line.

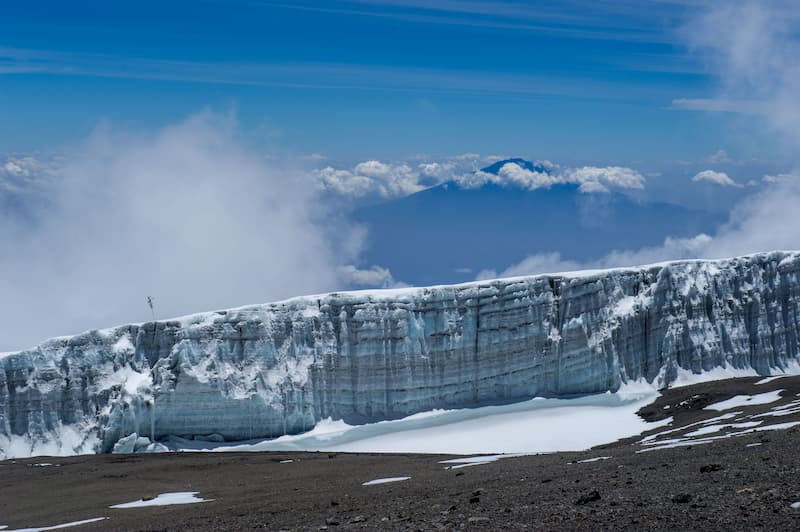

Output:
xmin=2 ymin=250 xmax=800 ymax=457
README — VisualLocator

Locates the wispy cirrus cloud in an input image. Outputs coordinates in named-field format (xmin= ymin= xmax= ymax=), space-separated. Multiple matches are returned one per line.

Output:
xmin=670 ymin=97 xmax=770 ymax=114
xmin=250 ymin=0 xmax=697 ymax=43
xmin=0 ymin=46 xmax=678 ymax=101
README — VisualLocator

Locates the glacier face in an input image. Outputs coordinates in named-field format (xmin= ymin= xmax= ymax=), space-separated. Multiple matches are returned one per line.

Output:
xmin=2 ymin=251 xmax=800 ymax=457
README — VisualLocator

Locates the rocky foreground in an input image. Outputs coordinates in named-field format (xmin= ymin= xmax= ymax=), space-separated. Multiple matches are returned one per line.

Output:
xmin=2 ymin=375 xmax=800 ymax=531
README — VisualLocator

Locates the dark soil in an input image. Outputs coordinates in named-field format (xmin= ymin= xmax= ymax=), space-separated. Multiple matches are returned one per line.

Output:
xmin=2 ymin=376 xmax=800 ymax=531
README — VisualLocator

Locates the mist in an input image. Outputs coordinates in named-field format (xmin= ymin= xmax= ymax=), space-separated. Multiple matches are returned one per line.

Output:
xmin=0 ymin=112 xmax=363 ymax=351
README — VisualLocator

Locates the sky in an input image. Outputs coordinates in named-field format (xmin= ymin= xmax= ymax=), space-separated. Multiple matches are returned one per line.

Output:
xmin=0 ymin=0 xmax=788 ymax=163
xmin=2 ymin=0 xmax=800 ymax=350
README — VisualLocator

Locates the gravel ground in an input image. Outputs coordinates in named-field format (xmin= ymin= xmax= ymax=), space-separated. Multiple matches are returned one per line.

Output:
xmin=2 ymin=376 xmax=800 ymax=531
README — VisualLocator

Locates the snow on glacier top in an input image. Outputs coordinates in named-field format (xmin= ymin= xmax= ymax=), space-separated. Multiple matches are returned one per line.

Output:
xmin=2 ymin=249 xmax=799 ymax=358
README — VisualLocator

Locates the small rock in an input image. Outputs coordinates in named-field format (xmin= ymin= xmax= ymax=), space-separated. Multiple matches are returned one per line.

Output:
xmin=672 ymin=493 xmax=692 ymax=504
xmin=330 ymin=500 xmax=339 ymax=507
xmin=575 ymin=490 xmax=601 ymax=505
xmin=325 ymin=517 xmax=340 ymax=526
xmin=350 ymin=515 xmax=366 ymax=523
xmin=469 ymin=496 xmax=480 ymax=504
xmin=455 ymin=471 xmax=464 ymax=476
xmin=700 ymin=464 xmax=722 ymax=473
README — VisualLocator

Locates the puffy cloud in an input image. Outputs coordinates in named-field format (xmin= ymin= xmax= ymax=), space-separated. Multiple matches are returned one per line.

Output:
xmin=477 ymin=252 xmax=582 ymax=280
xmin=0 ymin=155 xmax=56 ymax=193
xmin=417 ymin=161 xmax=456 ymax=179
xmin=496 ymin=162 xmax=557 ymax=189
xmin=566 ymin=166 xmax=645 ymax=191
xmin=338 ymin=264 xmax=406 ymax=288
xmin=315 ymin=154 xmax=507 ymax=198
xmin=315 ymin=156 xmax=647 ymax=198
xmin=440 ymin=161 xmax=644 ymax=193
xmin=577 ymin=181 xmax=609 ymax=194
xmin=315 ymin=160 xmax=424 ymax=198
xmin=692 ymin=170 xmax=741 ymax=187
xmin=481 ymin=162 xmax=645 ymax=193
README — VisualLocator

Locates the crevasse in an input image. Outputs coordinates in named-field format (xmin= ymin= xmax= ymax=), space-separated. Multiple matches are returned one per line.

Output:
xmin=1 ymin=251 xmax=799 ymax=457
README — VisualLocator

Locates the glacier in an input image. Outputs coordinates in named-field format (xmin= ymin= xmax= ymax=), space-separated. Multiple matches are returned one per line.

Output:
xmin=2 ymin=250 xmax=800 ymax=458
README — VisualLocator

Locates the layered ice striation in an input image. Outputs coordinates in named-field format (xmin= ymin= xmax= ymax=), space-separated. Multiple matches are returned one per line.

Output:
xmin=2 ymin=251 xmax=800 ymax=457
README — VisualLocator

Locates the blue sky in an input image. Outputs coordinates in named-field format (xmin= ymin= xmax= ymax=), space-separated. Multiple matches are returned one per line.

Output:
xmin=0 ymin=0 xmax=766 ymax=163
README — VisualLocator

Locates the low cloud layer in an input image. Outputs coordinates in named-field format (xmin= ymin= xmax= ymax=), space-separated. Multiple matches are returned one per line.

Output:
xmin=315 ymin=157 xmax=646 ymax=198
xmin=478 ymin=175 xmax=800 ymax=280
xmin=0 ymin=113 xmax=375 ymax=351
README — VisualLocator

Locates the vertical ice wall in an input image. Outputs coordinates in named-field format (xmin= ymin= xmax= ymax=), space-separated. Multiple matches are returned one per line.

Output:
xmin=1 ymin=251 xmax=799 ymax=456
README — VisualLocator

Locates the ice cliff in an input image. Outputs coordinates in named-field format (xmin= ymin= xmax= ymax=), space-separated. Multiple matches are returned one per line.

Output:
xmin=2 ymin=251 xmax=800 ymax=457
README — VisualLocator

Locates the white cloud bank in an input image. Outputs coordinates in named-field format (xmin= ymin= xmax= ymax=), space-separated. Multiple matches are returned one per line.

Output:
xmin=692 ymin=170 xmax=741 ymax=187
xmin=315 ymin=157 xmax=646 ymax=198
xmin=0 ymin=113 xmax=393 ymax=351
xmin=315 ymin=160 xmax=425 ymax=198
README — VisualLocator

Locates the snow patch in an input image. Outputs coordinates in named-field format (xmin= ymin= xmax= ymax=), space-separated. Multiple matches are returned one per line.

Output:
xmin=112 ymin=335 xmax=134 ymax=354
xmin=194 ymin=384 xmax=668 ymax=455
xmin=110 ymin=492 xmax=212 ymax=509
xmin=576 ymin=456 xmax=612 ymax=464
xmin=440 ymin=454 xmax=524 ymax=469
xmin=755 ymin=375 xmax=790 ymax=385
xmin=704 ymin=390 xmax=784 ymax=411
xmin=638 ymin=420 xmax=800 ymax=452
xmin=362 ymin=477 xmax=410 ymax=486
xmin=98 ymin=366 xmax=151 ymax=396
xmin=0 ymin=517 xmax=108 ymax=531
xmin=685 ymin=421 xmax=762 ymax=437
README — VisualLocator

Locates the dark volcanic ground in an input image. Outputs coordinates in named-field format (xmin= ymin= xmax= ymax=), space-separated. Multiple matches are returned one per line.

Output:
xmin=2 ymin=376 xmax=800 ymax=531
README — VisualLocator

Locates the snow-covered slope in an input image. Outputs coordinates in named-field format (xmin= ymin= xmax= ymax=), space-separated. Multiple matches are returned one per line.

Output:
xmin=2 ymin=251 xmax=800 ymax=458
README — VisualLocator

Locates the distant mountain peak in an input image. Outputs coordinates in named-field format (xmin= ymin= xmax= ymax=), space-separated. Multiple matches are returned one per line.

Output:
xmin=479 ymin=158 xmax=553 ymax=176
